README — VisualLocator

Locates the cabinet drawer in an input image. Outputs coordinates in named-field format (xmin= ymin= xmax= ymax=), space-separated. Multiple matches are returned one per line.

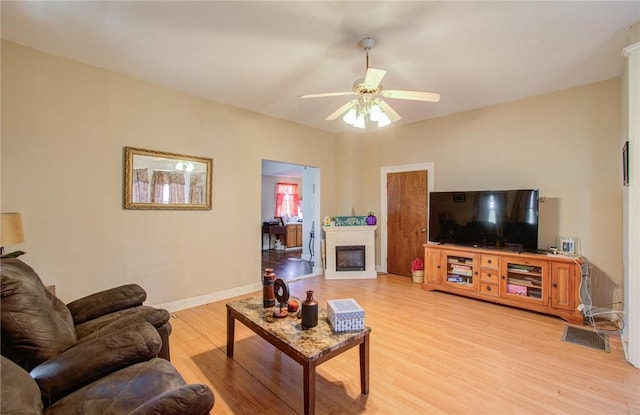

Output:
xmin=480 ymin=282 xmax=499 ymax=297
xmin=480 ymin=270 xmax=499 ymax=283
xmin=481 ymin=255 xmax=499 ymax=269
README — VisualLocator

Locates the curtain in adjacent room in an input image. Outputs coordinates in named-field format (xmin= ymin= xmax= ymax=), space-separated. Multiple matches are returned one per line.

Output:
xmin=132 ymin=168 xmax=149 ymax=203
xmin=274 ymin=182 xmax=299 ymax=218
xmin=189 ymin=172 xmax=206 ymax=204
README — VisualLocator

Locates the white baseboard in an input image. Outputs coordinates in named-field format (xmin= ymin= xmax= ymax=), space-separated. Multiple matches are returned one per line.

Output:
xmin=150 ymin=281 xmax=262 ymax=313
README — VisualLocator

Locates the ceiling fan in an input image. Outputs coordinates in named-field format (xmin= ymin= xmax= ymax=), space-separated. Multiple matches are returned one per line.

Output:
xmin=301 ymin=37 xmax=440 ymax=128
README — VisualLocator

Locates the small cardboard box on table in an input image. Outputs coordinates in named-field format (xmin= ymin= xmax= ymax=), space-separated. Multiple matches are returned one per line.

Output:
xmin=327 ymin=298 xmax=365 ymax=332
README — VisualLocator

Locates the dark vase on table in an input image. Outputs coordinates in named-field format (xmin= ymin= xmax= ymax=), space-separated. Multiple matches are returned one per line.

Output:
xmin=301 ymin=290 xmax=318 ymax=328
xmin=366 ymin=215 xmax=377 ymax=225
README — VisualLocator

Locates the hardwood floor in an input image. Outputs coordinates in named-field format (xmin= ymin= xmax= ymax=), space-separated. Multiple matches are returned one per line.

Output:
xmin=170 ymin=274 xmax=640 ymax=414
xmin=262 ymin=248 xmax=313 ymax=281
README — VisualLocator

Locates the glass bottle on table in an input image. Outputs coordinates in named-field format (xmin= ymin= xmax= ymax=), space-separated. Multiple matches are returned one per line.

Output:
xmin=301 ymin=290 xmax=318 ymax=328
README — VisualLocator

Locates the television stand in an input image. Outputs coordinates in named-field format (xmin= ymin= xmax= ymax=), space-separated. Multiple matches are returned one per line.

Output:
xmin=423 ymin=244 xmax=584 ymax=324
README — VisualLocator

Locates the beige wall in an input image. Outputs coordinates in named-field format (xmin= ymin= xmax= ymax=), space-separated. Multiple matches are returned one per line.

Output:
xmin=1 ymin=40 xmax=336 ymax=306
xmin=631 ymin=21 xmax=640 ymax=44
xmin=338 ymin=79 xmax=623 ymax=306
xmin=1 ymin=40 xmax=624 ymax=309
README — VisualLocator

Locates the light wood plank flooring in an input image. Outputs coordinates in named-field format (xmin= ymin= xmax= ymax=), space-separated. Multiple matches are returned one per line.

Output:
xmin=171 ymin=274 xmax=640 ymax=414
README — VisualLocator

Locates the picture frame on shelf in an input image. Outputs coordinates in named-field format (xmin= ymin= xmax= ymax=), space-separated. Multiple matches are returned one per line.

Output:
xmin=558 ymin=237 xmax=579 ymax=255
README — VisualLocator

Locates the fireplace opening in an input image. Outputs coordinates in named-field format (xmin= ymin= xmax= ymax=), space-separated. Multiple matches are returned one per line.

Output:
xmin=336 ymin=245 xmax=365 ymax=271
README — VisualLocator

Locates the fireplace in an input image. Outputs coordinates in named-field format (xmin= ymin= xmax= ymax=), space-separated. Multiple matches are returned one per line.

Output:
xmin=336 ymin=245 xmax=365 ymax=271
xmin=324 ymin=225 xmax=377 ymax=279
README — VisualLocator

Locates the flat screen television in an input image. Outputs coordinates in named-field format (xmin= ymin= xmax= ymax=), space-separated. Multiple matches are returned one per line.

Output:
xmin=428 ymin=189 xmax=539 ymax=252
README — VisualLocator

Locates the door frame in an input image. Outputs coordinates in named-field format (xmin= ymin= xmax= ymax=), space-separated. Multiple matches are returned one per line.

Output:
xmin=380 ymin=162 xmax=435 ymax=273
xmin=261 ymin=160 xmax=323 ymax=278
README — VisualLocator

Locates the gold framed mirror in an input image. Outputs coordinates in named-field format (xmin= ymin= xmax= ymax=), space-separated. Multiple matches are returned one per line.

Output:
xmin=124 ymin=147 xmax=213 ymax=210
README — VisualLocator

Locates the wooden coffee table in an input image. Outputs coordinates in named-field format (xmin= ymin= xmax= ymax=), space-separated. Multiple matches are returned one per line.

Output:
xmin=226 ymin=296 xmax=370 ymax=415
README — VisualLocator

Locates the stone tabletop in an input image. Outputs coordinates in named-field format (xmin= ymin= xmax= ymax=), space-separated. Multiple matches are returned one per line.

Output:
xmin=227 ymin=296 xmax=370 ymax=361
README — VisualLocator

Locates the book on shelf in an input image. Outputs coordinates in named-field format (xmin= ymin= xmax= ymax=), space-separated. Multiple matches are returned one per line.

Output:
xmin=448 ymin=258 xmax=472 ymax=265
xmin=450 ymin=266 xmax=472 ymax=276
xmin=523 ymin=276 xmax=542 ymax=286
xmin=447 ymin=275 xmax=465 ymax=283
xmin=507 ymin=276 xmax=541 ymax=285
xmin=507 ymin=277 xmax=537 ymax=287
xmin=509 ymin=264 xmax=534 ymax=270
xmin=528 ymin=288 xmax=542 ymax=299
xmin=506 ymin=284 xmax=528 ymax=295
xmin=508 ymin=264 xmax=539 ymax=273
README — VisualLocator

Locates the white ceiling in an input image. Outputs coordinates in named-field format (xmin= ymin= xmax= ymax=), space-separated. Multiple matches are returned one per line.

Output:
xmin=2 ymin=1 xmax=639 ymax=134
xmin=262 ymin=159 xmax=305 ymax=178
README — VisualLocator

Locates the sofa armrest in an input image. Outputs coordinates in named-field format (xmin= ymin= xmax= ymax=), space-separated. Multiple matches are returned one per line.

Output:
xmin=30 ymin=321 xmax=161 ymax=406
xmin=128 ymin=384 xmax=215 ymax=415
xmin=66 ymin=284 xmax=147 ymax=324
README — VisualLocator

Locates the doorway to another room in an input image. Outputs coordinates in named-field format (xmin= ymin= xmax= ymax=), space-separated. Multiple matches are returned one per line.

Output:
xmin=261 ymin=160 xmax=321 ymax=281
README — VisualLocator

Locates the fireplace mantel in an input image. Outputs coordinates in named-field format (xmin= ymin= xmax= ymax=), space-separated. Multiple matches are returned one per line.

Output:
xmin=324 ymin=225 xmax=377 ymax=279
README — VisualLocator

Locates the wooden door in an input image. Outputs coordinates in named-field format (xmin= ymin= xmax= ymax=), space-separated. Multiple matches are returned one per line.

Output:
xmin=387 ymin=170 xmax=428 ymax=276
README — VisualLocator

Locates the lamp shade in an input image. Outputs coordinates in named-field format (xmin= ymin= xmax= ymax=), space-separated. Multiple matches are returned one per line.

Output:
xmin=342 ymin=107 xmax=357 ymax=125
xmin=1 ymin=213 xmax=25 ymax=246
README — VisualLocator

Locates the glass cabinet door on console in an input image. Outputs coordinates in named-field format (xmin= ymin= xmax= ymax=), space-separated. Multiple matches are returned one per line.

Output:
xmin=500 ymin=258 xmax=548 ymax=305
xmin=443 ymin=250 xmax=478 ymax=291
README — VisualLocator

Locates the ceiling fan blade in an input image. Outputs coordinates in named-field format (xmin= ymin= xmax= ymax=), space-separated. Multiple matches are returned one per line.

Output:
xmin=301 ymin=92 xmax=355 ymax=99
xmin=377 ymin=99 xmax=401 ymax=123
xmin=325 ymin=100 xmax=357 ymax=121
xmin=363 ymin=68 xmax=386 ymax=89
xmin=382 ymin=90 xmax=441 ymax=102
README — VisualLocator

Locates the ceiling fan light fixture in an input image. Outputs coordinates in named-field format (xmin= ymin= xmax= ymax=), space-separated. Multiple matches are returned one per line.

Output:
xmin=369 ymin=104 xmax=383 ymax=122
xmin=377 ymin=112 xmax=391 ymax=127
xmin=343 ymin=107 xmax=357 ymax=125
xmin=302 ymin=36 xmax=439 ymax=130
